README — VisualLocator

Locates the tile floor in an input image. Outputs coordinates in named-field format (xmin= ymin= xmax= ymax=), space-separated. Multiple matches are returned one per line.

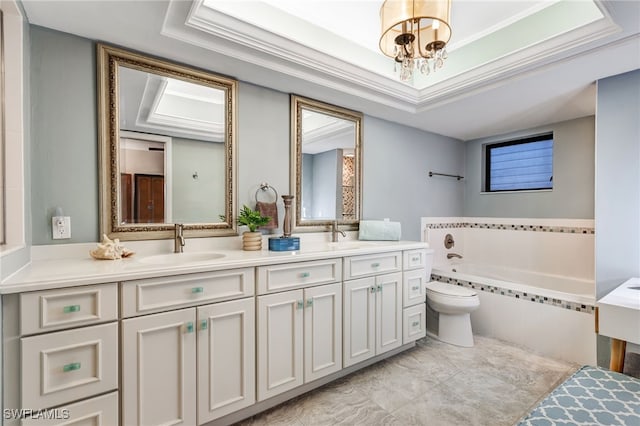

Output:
xmin=237 ymin=336 xmax=578 ymax=426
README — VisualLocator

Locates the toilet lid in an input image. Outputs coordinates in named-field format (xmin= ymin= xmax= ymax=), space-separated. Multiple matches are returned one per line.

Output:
xmin=426 ymin=281 xmax=477 ymax=297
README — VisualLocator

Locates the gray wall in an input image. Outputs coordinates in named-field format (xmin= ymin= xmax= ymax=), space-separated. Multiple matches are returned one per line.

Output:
xmin=463 ymin=116 xmax=595 ymax=219
xmin=363 ymin=116 xmax=465 ymax=240
xmin=172 ymin=138 xmax=225 ymax=223
xmin=28 ymin=27 xmax=464 ymax=244
xmin=594 ymin=69 xmax=640 ymax=368
xmin=30 ymin=26 xmax=98 ymax=244
xmin=595 ymin=69 xmax=640 ymax=298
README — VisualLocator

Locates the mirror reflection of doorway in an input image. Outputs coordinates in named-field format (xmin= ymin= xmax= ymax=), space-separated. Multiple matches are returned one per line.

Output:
xmin=134 ymin=174 xmax=164 ymax=223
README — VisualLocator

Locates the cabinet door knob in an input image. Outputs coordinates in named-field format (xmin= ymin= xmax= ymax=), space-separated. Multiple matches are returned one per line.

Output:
xmin=412 ymin=257 xmax=420 ymax=262
xmin=412 ymin=286 xmax=420 ymax=291
xmin=306 ymin=299 xmax=313 ymax=307
xmin=377 ymin=285 xmax=382 ymax=292
xmin=412 ymin=321 xmax=420 ymax=327
xmin=186 ymin=322 xmax=194 ymax=333
xmin=191 ymin=287 xmax=204 ymax=294
xmin=297 ymin=300 xmax=304 ymax=309
xmin=63 ymin=362 xmax=81 ymax=372
xmin=200 ymin=319 xmax=208 ymax=331
xmin=370 ymin=287 xmax=376 ymax=293
xmin=63 ymin=305 xmax=81 ymax=314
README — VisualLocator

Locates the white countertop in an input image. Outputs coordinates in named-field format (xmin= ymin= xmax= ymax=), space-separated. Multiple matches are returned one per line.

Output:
xmin=597 ymin=277 xmax=640 ymax=344
xmin=0 ymin=239 xmax=430 ymax=294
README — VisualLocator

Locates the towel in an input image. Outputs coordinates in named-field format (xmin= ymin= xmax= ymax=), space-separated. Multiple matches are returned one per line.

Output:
xmin=359 ymin=220 xmax=401 ymax=241
xmin=256 ymin=201 xmax=278 ymax=230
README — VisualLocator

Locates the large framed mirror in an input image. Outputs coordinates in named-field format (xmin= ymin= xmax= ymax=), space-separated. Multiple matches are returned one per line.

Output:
xmin=291 ymin=95 xmax=362 ymax=232
xmin=97 ymin=44 xmax=237 ymax=240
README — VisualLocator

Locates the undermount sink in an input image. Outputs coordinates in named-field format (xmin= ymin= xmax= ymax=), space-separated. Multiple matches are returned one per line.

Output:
xmin=326 ymin=241 xmax=377 ymax=250
xmin=139 ymin=252 xmax=226 ymax=265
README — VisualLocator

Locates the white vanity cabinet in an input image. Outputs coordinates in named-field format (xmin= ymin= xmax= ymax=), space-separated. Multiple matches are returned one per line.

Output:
xmin=121 ymin=268 xmax=255 ymax=426
xmin=343 ymin=252 xmax=403 ymax=368
xmin=8 ymin=284 xmax=120 ymax=425
xmin=402 ymin=249 xmax=428 ymax=344
xmin=256 ymin=261 xmax=343 ymax=401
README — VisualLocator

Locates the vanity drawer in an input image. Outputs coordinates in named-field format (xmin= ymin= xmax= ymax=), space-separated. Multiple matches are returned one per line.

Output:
xmin=403 ymin=268 xmax=427 ymax=308
xmin=121 ymin=267 xmax=254 ymax=317
xmin=403 ymin=304 xmax=426 ymax=344
xmin=21 ymin=391 xmax=119 ymax=426
xmin=21 ymin=322 xmax=118 ymax=410
xmin=20 ymin=283 xmax=118 ymax=335
xmin=403 ymin=249 xmax=429 ymax=270
xmin=257 ymin=259 xmax=342 ymax=294
xmin=343 ymin=252 xmax=401 ymax=280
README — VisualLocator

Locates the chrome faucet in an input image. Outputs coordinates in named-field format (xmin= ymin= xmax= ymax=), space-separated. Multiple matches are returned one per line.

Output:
xmin=447 ymin=252 xmax=463 ymax=259
xmin=174 ymin=224 xmax=185 ymax=253
xmin=331 ymin=221 xmax=346 ymax=242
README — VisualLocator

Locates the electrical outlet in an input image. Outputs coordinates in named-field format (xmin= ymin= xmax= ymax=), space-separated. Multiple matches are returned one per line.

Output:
xmin=52 ymin=216 xmax=71 ymax=239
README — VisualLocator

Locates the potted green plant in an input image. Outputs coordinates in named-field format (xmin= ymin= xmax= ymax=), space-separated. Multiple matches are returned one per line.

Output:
xmin=234 ymin=205 xmax=271 ymax=251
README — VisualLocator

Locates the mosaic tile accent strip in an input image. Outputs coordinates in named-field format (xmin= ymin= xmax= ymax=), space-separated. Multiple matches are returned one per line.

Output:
xmin=425 ymin=222 xmax=595 ymax=234
xmin=431 ymin=273 xmax=595 ymax=314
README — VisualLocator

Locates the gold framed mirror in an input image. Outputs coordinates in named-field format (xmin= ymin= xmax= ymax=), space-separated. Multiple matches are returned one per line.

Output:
xmin=290 ymin=95 xmax=362 ymax=232
xmin=97 ymin=44 xmax=237 ymax=240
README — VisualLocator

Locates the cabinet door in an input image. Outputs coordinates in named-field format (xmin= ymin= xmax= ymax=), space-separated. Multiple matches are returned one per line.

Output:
xmin=376 ymin=272 xmax=403 ymax=355
xmin=343 ymin=277 xmax=376 ymax=368
xmin=257 ymin=290 xmax=304 ymax=401
xmin=304 ymin=283 xmax=342 ymax=382
xmin=197 ymin=298 xmax=255 ymax=423
xmin=122 ymin=309 xmax=196 ymax=426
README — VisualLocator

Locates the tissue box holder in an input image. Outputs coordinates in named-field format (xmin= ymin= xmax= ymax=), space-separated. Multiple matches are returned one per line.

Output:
xmin=269 ymin=237 xmax=300 ymax=251
xmin=359 ymin=220 xmax=401 ymax=241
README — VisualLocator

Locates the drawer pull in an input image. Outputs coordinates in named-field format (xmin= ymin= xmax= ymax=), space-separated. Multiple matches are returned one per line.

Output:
xmin=300 ymin=272 xmax=310 ymax=278
xmin=297 ymin=300 xmax=304 ymax=310
xmin=412 ymin=321 xmax=420 ymax=327
xmin=62 ymin=362 xmax=81 ymax=373
xmin=191 ymin=287 xmax=204 ymax=294
xmin=186 ymin=322 xmax=194 ymax=333
xmin=371 ymin=262 xmax=380 ymax=268
xmin=412 ymin=257 xmax=420 ymax=262
xmin=63 ymin=305 xmax=81 ymax=314
xmin=306 ymin=299 xmax=313 ymax=307
xmin=200 ymin=320 xmax=208 ymax=331
xmin=412 ymin=286 xmax=420 ymax=291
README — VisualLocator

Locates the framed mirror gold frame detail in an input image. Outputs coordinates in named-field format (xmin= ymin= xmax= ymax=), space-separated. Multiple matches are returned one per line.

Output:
xmin=97 ymin=44 xmax=237 ymax=240
xmin=290 ymin=95 xmax=362 ymax=232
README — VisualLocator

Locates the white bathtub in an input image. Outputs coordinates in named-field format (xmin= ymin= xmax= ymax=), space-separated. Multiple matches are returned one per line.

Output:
xmin=431 ymin=261 xmax=597 ymax=365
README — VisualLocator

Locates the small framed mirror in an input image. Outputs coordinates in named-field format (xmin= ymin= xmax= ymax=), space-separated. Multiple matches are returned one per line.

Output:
xmin=290 ymin=95 xmax=362 ymax=232
xmin=97 ymin=44 xmax=237 ymax=240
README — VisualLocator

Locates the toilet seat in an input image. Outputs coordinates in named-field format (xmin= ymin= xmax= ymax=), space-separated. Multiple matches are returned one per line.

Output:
xmin=426 ymin=281 xmax=477 ymax=297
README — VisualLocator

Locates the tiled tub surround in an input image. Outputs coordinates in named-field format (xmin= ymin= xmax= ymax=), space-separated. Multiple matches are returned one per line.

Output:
xmin=421 ymin=217 xmax=596 ymax=365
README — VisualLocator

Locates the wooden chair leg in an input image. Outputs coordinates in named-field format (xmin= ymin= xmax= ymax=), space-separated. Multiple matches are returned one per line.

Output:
xmin=610 ymin=338 xmax=626 ymax=372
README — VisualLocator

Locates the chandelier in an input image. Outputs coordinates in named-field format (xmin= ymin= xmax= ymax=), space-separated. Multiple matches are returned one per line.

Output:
xmin=379 ymin=0 xmax=452 ymax=81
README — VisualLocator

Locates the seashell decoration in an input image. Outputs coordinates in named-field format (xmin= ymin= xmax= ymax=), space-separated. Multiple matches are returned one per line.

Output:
xmin=90 ymin=234 xmax=135 ymax=260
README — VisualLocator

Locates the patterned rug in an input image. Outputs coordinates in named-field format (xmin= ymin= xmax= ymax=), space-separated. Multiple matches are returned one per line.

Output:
xmin=517 ymin=365 xmax=640 ymax=425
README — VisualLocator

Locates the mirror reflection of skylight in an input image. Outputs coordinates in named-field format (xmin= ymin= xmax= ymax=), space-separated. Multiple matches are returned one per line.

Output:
xmin=154 ymin=79 xmax=223 ymax=125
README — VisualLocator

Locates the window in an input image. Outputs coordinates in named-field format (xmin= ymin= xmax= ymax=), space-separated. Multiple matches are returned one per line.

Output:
xmin=485 ymin=133 xmax=553 ymax=192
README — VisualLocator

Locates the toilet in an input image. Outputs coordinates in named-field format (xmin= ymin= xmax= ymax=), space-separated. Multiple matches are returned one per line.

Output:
xmin=425 ymin=281 xmax=480 ymax=347
xmin=421 ymin=250 xmax=480 ymax=347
